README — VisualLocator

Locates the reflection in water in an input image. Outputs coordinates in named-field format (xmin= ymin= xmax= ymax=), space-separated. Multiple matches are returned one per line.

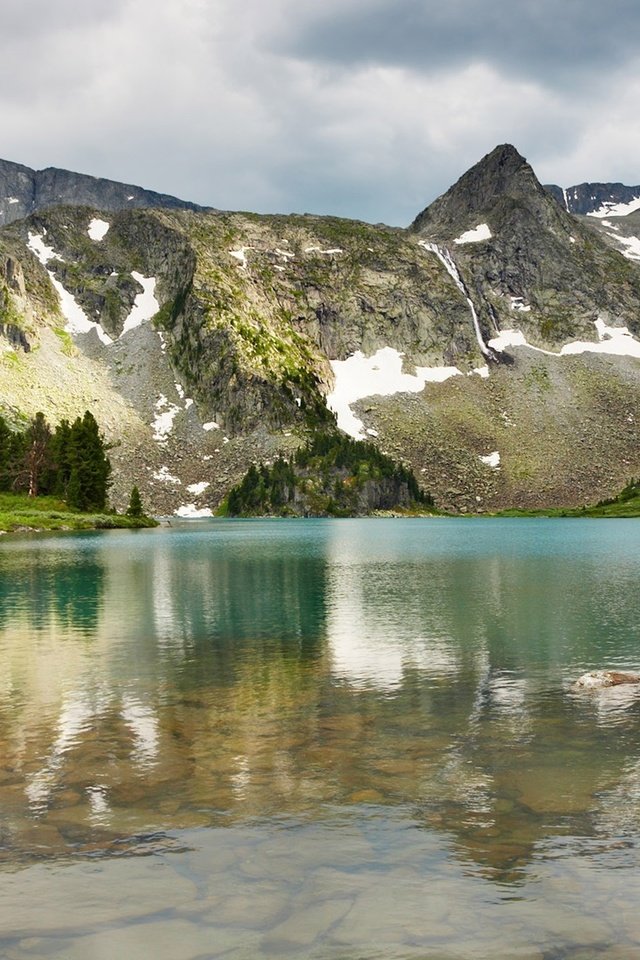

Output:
xmin=1 ymin=520 xmax=640 ymax=956
xmin=0 ymin=538 xmax=105 ymax=635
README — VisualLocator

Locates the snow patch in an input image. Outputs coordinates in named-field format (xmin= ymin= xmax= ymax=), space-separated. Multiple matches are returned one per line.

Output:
xmin=121 ymin=272 xmax=159 ymax=335
xmin=7 ymin=197 xmax=19 ymax=204
xmin=27 ymin=232 xmax=59 ymax=265
xmin=50 ymin=276 xmax=113 ymax=344
xmin=488 ymin=329 xmax=530 ymax=351
xmin=305 ymin=246 xmax=344 ymax=254
xmin=175 ymin=504 xmax=214 ymax=518
xmin=88 ymin=218 xmax=110 ymax=241
xmin=153 ymin=466 xmax=181 ymax=484
xmin=28 ymin=232 xmax=112 ymax=345
xmin=187 ymin=481 xmax=210 ymax=496
xmin=510 ymin=296 xmax=531 ymax=313
xmin=202 ymin=421 xmax=219 ymax=431
xmin=230 ymin=247 xmax=249 ymax=269
xmin=489 ymin=320 xmax=640 ymax=360
xmin=327 ymin=346 xmax=462 ymax=439
xmin=470 ymin=365 xmax=490 ymax=378
xmin=588 ymin=197 xmax=640 ymax=218
xmin=453 ymin=223 xmax=492 ymax=245
xmin=480 ymin=451 xmax=501 ymax=469
xmin=152 ymin=395 xmax=181 ymax=441
xmin=609 ymin=233 xmax=640 ymax=262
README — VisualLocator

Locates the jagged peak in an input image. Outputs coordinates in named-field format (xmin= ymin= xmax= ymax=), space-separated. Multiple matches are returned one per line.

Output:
xmin=411 ymin=143 xmax=548 ymax=235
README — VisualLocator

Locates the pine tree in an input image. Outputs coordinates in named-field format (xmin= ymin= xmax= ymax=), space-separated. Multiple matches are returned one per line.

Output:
xmin=17 ymin=413 xmax=52 ymax=498
xmin=0 ymin=416 xmax=13 ymax=492
xmin=126 ymin=485 xmax=144 ymax=518
xmin=51 ymin=419 xmax=72 ymax=497
xmin=67 ymin=411 xmax=111 ymax=511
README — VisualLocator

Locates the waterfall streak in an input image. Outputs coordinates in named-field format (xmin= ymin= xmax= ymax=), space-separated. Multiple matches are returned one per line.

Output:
xmin=419 ymin=241 xmax=493 ymax=359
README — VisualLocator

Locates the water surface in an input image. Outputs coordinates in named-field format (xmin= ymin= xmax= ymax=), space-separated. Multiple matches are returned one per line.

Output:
xmin=1 ymin=518 xmax=640 ymax=959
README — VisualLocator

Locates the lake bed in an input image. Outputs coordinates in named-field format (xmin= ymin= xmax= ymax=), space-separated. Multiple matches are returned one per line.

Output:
xmin=1 ymin=518 xmax=639 ymax=959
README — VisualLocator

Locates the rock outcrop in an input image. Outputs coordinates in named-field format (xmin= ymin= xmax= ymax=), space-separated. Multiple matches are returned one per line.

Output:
xmin=0 ymin=145 xmax=639 ymax=516
xmin=0 ymin=158 xmax=210 ymax=228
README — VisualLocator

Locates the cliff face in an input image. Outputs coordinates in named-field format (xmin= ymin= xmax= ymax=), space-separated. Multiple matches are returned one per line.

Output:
xmin=411 ymin=145 xmax=640 ymax=347
xmin=1 ymin=145 xmax=640 ymax=516
xmin=545 ymin=180 xmax=640 ymax=216
xmin=0 ymin=158 xmax=209 ymax=228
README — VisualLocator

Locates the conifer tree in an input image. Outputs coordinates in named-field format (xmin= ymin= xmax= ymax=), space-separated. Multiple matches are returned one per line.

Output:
xmin=126 ymin=485 xmax=144 ymax=518
xmin=0 ymin=416 xmax=12 ymax=492
xmin=67 ymin=411 xmax=111 ymax=511
xmin=17 ymin=412 xmax=52 ymax=498
xmin=51 ymin=419 xmax=72 ymax=497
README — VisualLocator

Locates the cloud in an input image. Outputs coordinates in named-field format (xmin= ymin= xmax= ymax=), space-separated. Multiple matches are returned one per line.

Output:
xmin=268 ymin=0 xmax=640 ymax=90
xmin=0 ymin=0 xmax=638 ymax=225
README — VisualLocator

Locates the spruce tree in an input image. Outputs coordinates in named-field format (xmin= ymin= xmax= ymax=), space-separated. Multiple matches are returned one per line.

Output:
xmin=67 ymin=412 xmax=111 ymax=511
xmin=17 ymin=413 xmax=52 ymax=498
xmin=0 ymin=416 xmax=12 ymax=492
xmin=126 ymin=485 xmax=144 ymax=518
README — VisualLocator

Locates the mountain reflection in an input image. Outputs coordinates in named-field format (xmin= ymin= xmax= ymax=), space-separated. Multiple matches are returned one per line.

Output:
xmin=0 ymin=519 xmax=640 ymax=884
xmin=0 ymin=537 xmax=105 ymax=634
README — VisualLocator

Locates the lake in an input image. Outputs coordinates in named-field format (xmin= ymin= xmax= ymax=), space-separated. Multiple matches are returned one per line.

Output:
xmin=1 ymin=518 xmax=639 ymax=959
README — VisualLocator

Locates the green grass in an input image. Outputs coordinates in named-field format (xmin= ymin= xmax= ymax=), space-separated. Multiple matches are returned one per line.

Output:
xmin=0 ymin=493 xmax=159 ymax=534
xmin=493 ymin=496 xmax=640 ymax=519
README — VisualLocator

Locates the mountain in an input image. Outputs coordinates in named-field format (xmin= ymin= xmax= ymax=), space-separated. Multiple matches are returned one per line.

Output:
xmin=0 ymin=158 xmax=209 ymax=228
xmin=411 ymin=144 xmax=640 ymax=347
xmin=545 ymin=180 xmax=640 ymax=217
xmin=1 ymin=147 xmax=639 ymax=517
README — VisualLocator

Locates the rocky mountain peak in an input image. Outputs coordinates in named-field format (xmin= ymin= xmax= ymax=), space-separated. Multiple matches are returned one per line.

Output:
xmin=411 ymin=143 xmax=547 ymax=236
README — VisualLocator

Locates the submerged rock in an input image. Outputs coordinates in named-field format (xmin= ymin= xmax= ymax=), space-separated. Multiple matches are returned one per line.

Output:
xmin=574 ymin=670 xmax=640 ymax=689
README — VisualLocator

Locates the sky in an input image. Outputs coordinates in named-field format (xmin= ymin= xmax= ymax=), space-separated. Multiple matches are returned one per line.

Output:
xmin=3 ymin=0 xmax=640 ymax=226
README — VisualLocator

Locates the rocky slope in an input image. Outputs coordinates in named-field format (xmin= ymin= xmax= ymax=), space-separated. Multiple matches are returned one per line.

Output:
xmin=546 ymin=180 xmax=640 ymax=217
xmin=0 ymin=145 xmax=639 ymax=516
xmin=0 ymin=158 xmax=209 ymax=228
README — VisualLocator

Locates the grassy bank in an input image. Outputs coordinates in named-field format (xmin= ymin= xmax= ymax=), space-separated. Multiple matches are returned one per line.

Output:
xmin=0 ymin=493 xmax=159 ymax=534
xmin=493 ymin=484 xmax=640 ymax=518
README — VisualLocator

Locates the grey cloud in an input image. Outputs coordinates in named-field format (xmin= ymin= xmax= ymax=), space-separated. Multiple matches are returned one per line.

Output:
xmin=271 ymin=0 xmax=640 ymax=87
xmin=1 ymin=0 xmax=123 ymax=40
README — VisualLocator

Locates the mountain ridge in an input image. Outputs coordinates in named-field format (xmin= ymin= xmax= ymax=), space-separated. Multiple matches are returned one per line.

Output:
xmin=0 ymin=158 xmax=211 ymax=228
xmin=0 ymin=145 xmax=639 ymax=516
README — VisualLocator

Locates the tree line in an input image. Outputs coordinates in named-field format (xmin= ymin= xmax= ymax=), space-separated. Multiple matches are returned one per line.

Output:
xmin=0 ymin=410 xmax=111 ymax=511
xmin=225 ymin=432 xmax=434 ymax=517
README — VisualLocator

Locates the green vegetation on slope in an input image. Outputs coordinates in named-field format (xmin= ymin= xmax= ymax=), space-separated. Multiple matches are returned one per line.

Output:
xmin=494 ymin=479 xmax=640 ymax=518
xmin=221 ymin=432 xmax=435 ymax=517
xmin=0 ymin=493 xmax=157 ymax=533
xmin=0 ymin=410 xmax=111 ymax=509
xmin=0 ymin=411 xmax=157 ymax=532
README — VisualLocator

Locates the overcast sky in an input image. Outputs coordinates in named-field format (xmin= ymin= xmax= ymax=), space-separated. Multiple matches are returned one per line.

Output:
xmin=3 ymin=0 xmax=639 ymax=225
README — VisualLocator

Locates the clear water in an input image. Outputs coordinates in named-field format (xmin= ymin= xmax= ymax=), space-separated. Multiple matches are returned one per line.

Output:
xmin=1 ymin=518 xmax=640 ymax=959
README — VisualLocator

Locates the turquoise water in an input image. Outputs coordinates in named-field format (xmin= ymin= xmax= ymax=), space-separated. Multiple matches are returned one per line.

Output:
xmin=1 ymin=518 xmax=640 ymax=958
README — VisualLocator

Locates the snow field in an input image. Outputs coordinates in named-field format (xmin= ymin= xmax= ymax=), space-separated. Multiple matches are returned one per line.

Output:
xmin=88 ymin=219 xmax=110 ymax=241
xmin=27 ymin=232 xmax=113 ymax=345
xmin=121 ymin=273 xmax=159 ymax=335
xmin=327 ymin=347 xmax=462 ymax=439
xmin=453 ymin=223 xmax=492 ymax=245
xmin=588 ymin=197 xmax=640 ymax=218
